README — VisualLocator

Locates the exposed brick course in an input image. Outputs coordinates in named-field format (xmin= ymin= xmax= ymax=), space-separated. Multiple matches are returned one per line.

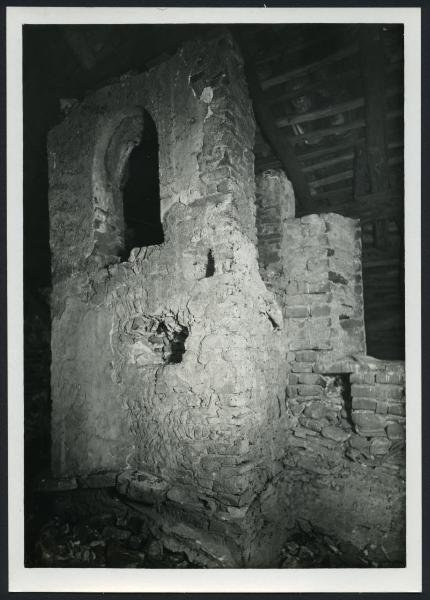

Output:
xmin=48 ymin=32 xmax=406 ymax=567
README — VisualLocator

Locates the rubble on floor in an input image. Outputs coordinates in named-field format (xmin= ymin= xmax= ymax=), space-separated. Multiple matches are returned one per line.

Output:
xmin=29 ymin=503 xmax=397 ymax=569
xmin=33 ymin=513 xmax=197 ymax=568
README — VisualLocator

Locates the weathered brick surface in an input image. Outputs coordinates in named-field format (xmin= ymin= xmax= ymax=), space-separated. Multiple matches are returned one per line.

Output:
xmin=255 ymin=169 xmax=295 ymax=281
xmin=278 ymin=212 xmax=366 ymax=368
xmin=284 ymin=305 xmax=405 ymax=567
xmin=49 ymin=31 xmax=289 ymax=567
xmin=349 ymin=361 xmax=405 ymax=468
xmin=48 ymin=30 xmax=406 ymax=567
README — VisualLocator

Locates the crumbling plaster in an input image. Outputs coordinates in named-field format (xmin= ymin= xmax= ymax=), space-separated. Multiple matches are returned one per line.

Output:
xmin=48 ymin=30 xmax=405 ymax=567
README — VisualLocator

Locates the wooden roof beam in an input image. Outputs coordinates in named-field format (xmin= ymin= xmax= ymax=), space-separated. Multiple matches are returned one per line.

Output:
xmin=286 ymin=118 xmax=366 ymax=144
xmin=234 ymin=30 xmax=313 ymax=212
xmin=276 ymin=87 xmax=400 ymax=128
xmin=261 ymin=44 xmax=359 ymax=90
xmin=285 ymin=109 xmax=401 ymax=144
xmin=303 ymin=152 xmax=354 ymax=173
xmin=277 ymin=97 xmax=365 ymax=128
xmin=297 ymin=139 xmax=364 ymax=161
xmin=298 ymin=190 xmax=403 ymax=224
xmin=309 ymin=169 xmax=354 ymax=189
xmin=268 ymin=60 xmax=402 ymax=107
xmin=268 ymin=68 xmax=360 ymax=106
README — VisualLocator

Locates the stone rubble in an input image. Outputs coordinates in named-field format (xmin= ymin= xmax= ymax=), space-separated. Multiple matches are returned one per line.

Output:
xmin=30 ymin=490 xmax=401 ymax=568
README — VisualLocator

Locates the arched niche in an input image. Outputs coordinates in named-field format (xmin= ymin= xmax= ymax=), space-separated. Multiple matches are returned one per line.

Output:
xmin=92 ymin=107 xmax=163 ymax=264
xmin=120 ymin=109 xmax=163 ymax=257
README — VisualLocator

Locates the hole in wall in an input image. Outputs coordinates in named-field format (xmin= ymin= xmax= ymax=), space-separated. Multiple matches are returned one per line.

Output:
xmin=120 ymin=110 xmax=164 ymax=258
xmin=267 ymin=313 xmax=280 ymax=330
xmin=156 ymin=322 xmax=189 ymax=364
xmin=205 ymin=249 xmax=215 ymax=277
xmin=319 ymin=374 xmax=353 ymax=429
xmin=130 ymin=316 xmax=189 ymax=366
xmin=328 ymin=271 xmax=348 ymax=285
xmin=338 ymin=374 xmax=353 ymax=428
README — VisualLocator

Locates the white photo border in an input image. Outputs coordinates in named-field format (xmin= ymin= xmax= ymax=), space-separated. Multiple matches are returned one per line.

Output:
xmin=7 ymin=5 xmax=422 ymax=593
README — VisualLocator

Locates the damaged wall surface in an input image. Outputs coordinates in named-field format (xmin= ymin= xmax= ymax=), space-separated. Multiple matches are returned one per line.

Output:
xmin=48 ymin=30 xmax=405 ymax=567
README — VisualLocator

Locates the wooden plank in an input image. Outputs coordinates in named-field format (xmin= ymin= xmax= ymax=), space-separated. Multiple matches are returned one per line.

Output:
xmin=268 ymin=61 xmax=401 ymax=107
xmin=268 ymin=69 xmax=360 ymax=106
xmin=309 ymin=169 xmax=354 ymax=189
xmin=276 ymin=87 xmax=400 ymax=129
xmin=302 ymin=151 xmax=354 ymax=173
xmin=286 ymin=118 xmax=366 ymax=143
xmin=297 ymin=139 xmax=364 ymax=162
xmin=234 ymin=31 xmax=312 ymax=211
xmin=307 ymin=186 xmax=353 ymax=203
xmin=276 ymin=97 xmax=365 ymax=127
xmin=261 ymin=44 xmax=359 ymax=90
xmin=285 ymin=109 xmax=401 ymax=143
xmin=298 ymin=190 xmax=403 ymax=224
xmin=255 ymin=161 xmax=401 ymax=202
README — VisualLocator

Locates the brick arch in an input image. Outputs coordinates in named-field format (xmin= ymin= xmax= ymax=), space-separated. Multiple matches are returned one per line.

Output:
xmin=91 ymin=106 xmax=162 ymax=264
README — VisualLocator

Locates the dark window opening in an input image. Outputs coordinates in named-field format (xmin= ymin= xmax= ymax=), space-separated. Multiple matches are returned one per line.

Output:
xmin=121 ymin=110 xmax=164 ymax=258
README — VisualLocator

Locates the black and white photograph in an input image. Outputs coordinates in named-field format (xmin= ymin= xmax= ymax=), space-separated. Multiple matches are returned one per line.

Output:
xmin=6 ymin=5 xmax=422 ymax=593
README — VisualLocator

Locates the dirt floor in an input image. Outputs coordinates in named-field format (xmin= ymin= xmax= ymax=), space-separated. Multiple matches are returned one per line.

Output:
xmin=26 ymin=488 xmax=393 ymax=568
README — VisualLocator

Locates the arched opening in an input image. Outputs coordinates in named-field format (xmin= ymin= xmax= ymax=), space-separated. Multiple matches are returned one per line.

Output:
xmin=120 ymin=110 xmax=163 ymax=258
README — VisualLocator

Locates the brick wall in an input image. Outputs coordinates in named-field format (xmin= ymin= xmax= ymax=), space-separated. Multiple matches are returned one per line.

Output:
xmin=349 ymin=358 xmax=405 ymax=472
xmin=253 ymin=169 xmax=405 ymax=565
xmin=282 ymin=212 xmax=366 ymax=366
xmin=47 ymin=54 xmax=405 ymax=567
xmin=255 ymin=169 xmax=295 ymax=288
xmin=48 ymin=31 xmax=288 ymax=567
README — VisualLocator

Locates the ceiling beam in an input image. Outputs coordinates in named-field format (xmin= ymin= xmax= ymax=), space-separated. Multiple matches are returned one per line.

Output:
xmin=234 ymin=30 xmax=312 ymax=212
xmin=261 ymin=44 xmax=358 ymax=90
xmin=298 ymin=190 xmax=403 ymax=224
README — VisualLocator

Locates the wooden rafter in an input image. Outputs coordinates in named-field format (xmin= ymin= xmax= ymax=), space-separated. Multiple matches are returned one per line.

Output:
xmin=267 ymin=57 xmax=402 ymax=106
xmin=299 ymin=190 xmax=403 ymax=224
xmin=261 ymin=44 xmax=359 ymax=90
xmin=276 ymin=98 xmax=365 ymax=128
xmin=275 ymin=86 xmax=400 ymax=128
xmin=285 ymin=109 xmax=401 ymax=143
xmin=234 ymin=30 xmax=312 ymax=212
xmin=268 ymin=68 xmax=360 ymax=106
xmin=302 ymin=152 xmax=354 ymax=173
